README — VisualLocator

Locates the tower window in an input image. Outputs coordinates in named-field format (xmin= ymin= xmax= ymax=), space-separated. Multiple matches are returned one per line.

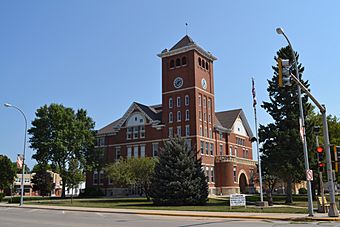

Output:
xmin=198 ymin=57 xmax=201 ymax=66
xmin=177 ymin=126 xmax=181 ymax=136
xmin=176 ymin=58 xmax=181 ymax=67
xmin=202 ymin=59 xmax=205 ymax=68
xmin=170 ymin=59 xmax=175 ymax=68
xmin=177 ymin=97 xmax=181 ymax=107
xmin=203 ymin=97 xmax=206 ymax=108
xmin=169 ymin=112 xmax=173 ymax=123
xmin=198 ymin=95 xmax=202 ymax=106
xmin=182 ymin=56 xmax=187 ymax=66
xmin=185 ymin=109 xmax=189 ymax=121
xmin=185 ymin=125 xmax=190 ymax=136
xmin=177 ymin=111 xmax=181 ymax=122
xmin=185 ymin=95 xmax=189 ymax=106
xmin=169 ymin=97 xmax=173 ymax=108
xmin=206 ymin=62 xmax=209 ymax=70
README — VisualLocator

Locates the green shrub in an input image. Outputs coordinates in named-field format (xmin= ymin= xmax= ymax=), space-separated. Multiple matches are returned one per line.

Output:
xmin=298 ymin=188 xmax=307 ymax=195
xmin=79 ymin=187 xmax=104 ymax=198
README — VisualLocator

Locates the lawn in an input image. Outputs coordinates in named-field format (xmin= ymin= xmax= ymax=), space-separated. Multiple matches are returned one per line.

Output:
xmin=24 ymin=197 xmax=310 ymax=214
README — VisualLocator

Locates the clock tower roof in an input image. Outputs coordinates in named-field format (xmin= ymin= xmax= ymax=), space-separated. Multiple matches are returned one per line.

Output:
xmin=158 ymin=35 xmax=217 ymax=61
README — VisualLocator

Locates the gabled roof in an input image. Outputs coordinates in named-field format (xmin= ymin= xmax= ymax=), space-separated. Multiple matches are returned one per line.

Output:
xmin=158 ymin=35 xmax=217 ymax=61
xmin=97 ymin=102 xmax=163 ymax=135
xmin=215 ymin=109 xmax=254 ymax=138
xmin=169 ymin=35 xmax=195 ymax=51
xmin=97 ymin=118 xmax=122 ymax=135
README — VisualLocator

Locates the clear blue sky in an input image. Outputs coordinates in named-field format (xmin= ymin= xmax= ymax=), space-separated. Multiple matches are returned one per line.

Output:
xmin=1 ymin=1 xmax=340 ymax=169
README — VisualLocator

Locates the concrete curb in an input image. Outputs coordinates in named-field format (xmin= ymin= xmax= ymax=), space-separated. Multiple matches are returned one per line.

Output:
xmin=1 ymin=203 xmax=339 ymax=222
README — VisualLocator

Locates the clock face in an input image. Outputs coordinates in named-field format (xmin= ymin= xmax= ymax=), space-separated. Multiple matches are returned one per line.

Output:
xmin=201 ymin=78 xmax=207 ymax=90
xmin=174 ymin=77 xmax=183 ymax=89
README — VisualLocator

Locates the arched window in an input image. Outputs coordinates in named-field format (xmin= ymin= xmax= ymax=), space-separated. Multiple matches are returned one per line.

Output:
xmin=170 ymin=59 xmax=175 ymax=68
xmin=202 ymin=59 xmax=205 ymax=68
xmin=177 ymin=111 xmax=181 ymax=122
xmin=198 ymin=57 xmax=201 ymax=66
xmin=206 ymin=62 xmax=209 ymax=70
xmin=169 ymin=97 xmax=173 ymax=108
xmin=169 ymin=112 xmax=173 ymax=123
xmin=182 ymin=56 xmax=187 ymax=65
xmin=176 ymin=58 xmax=181 ymax=67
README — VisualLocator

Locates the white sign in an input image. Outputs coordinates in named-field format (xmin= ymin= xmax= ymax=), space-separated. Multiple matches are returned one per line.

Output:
xmin=306 ymin=169 xmax=313 ymax=181
xmin=230 ymin=194 xmax=246 ymax=207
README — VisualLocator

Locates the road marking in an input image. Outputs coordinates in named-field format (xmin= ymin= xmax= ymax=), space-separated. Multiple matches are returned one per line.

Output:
xmin=62 ymin=210 xmax=65 ymax=214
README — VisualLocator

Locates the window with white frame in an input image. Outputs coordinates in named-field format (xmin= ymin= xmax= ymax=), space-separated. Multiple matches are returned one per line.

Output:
xmin=209 ymin=128 xmax=212 ymax=138
xmin=234 ymin=147 xmax=237 ymax=157
xmin=152 ymin=143 xmax=159 ymax=157
xmin=204 ymin=127 xmax=207 ymax=137
xmin=203 ymin=112 xmax=206 ymax=122
xmin=115 ymin=147 xmax=121 ymax=160
xmin=198 ymin=95 xmax=202 ymax=106
xmin=177 ymin=126 xmax=181 ymax=136
xmin=169 ymin=127 xmax=173 ymax=138
xmin=208 ymin=98 xmax=211 ymax=109
xmin=208 ymin=114 xmax=211 ymax=123
xmin=229 ymin=146 xmax=233 ymax=156
xmin=134 ymin=146 xmax=138 ymax=158
xmin=200 ymin=125 xmax=203 ymax=136
xmin=185 ymin=95 xmax=189 ymax=106
xmin=133 ymin=127 xmax=138 ymax=139
xmin=185 ymin=109 xmax=189 ymax=121
xmin=169 ymin=97 xmax=173 ymax=108
xmin=140 ymin=145 xmax=145 ymax=157
xmin=219 ymin=144 xmax=223 ymax=156
xmin=205 ymin=142 xmax=209 ymax=154
xmin=200 ymin=141 xmax=204 ymax=154
xmin=233 ymin=167 xmax=237 ymax=182
xmin=127 ymin=147 xmax=132 ymax=158
xmin=177 ymin=111 xmax=181 ymax=122
xmin=185 ymin=125 xmax=190 ymax=136
xmin=199 ymin=111 xmax=202 ymax=121
xmin=126 ymin=127 xmax=132 ymax=140
xmin=177 ymin=97 xmax=181 ymax=107
xmin=140 ymin=125 xmax=145 ymax=138
xmin=210 ymin=143 xmax=214 ymax=155
xmin=169 ymin=112 xmax=173 ymax=123
xmin=203 ymin=97 xmax=206 ymax=108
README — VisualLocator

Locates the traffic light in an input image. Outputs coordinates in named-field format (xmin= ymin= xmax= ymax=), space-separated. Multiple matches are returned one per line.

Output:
xmin=316 ymin=146 xmax=325 ymax=172
xmin=277 ymin=58 xmax=292 ymax=87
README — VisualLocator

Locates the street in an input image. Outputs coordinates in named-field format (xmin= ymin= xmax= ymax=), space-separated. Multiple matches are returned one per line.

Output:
xmin=0 ymin=207 xmax=339 ymax=227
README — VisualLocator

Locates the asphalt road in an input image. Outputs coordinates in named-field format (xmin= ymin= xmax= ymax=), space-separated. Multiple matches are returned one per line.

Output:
xmin=0 ymin=207 xmax=339 ymax=227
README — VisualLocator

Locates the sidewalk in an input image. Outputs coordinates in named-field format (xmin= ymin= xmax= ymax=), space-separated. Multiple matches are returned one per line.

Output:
xmin=1 ymin=202 xmax=339 ymax=222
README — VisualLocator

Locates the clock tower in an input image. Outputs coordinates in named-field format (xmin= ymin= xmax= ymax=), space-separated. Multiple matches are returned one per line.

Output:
xmin=158 ymin=35 xmax=217 ymax=162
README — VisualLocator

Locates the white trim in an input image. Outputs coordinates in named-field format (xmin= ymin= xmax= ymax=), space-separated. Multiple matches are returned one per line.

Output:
xmin=162 ymin=86 xmax=214 ymax=96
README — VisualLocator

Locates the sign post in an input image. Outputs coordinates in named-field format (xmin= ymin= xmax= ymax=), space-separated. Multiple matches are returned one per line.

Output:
xmin=230 ymin=194 xmax=246 ymax=210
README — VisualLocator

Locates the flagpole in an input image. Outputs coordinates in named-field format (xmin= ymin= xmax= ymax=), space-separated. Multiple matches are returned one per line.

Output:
xmin=252 ymin=78 xmax=263 ymax=203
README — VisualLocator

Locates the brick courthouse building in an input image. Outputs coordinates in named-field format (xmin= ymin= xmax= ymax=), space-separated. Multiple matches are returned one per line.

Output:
xmin=87 ymin=35 xmax=257 ymax=196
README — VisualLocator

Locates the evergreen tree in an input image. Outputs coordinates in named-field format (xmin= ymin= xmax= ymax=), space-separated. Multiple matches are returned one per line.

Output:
xmin=259 ymin=46 xmax=314 ymax=204
xmin=150 ymin=136 xmax=208 ymax=205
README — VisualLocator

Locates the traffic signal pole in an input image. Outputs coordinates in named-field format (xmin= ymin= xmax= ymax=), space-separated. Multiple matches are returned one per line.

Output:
xmin=290 ymin=72 xmax=339 ymax=217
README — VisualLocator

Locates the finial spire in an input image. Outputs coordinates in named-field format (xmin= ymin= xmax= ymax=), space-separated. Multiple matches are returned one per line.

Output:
xmin=185 ymin=23 xmax=188 ymax=35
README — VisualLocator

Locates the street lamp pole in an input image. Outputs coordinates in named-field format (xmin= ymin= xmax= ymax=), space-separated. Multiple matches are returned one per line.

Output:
xmin=275 ymin=27 xmax=314 ymax=217
xmin=4 ymin=103 xmax=27 ymax=206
